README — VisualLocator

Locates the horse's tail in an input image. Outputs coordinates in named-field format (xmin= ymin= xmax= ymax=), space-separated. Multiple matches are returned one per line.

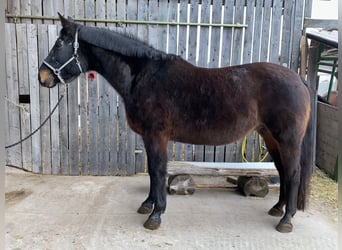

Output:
xmin=297 ymin=80 xmax=314 ymax=211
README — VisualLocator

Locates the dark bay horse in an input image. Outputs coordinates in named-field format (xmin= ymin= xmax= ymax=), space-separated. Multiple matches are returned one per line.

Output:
xmin=39 ymin=14 xmax=313 ymax=233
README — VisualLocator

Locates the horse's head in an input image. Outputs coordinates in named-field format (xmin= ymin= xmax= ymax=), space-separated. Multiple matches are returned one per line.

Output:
xmin=39 ymin=13 xmax=87 ymax=88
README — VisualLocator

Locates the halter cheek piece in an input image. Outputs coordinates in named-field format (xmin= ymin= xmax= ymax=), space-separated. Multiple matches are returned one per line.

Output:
xmin=43 ymin=29 xmax=83 ymax=84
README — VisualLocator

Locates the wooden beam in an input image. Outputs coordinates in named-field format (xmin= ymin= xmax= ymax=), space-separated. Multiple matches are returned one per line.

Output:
xmin=167 ymin=161 xmax=278 ymax=177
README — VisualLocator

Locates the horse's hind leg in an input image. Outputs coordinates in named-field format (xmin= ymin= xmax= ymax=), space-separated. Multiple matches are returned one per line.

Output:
xmin=138 ymin=133 xmax=168 ymax=230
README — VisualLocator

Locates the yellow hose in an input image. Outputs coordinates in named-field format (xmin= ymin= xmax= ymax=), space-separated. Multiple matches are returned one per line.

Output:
xmin=241 ymin=132 xmax=269 ymax=162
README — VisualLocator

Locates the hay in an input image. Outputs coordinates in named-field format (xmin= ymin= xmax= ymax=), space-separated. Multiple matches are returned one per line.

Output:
xmin=309 ymin=167 xmax=338 ymax=222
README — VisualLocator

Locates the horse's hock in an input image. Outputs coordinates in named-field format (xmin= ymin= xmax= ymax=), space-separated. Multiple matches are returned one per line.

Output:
xmin=167 ymin=161 xmax=277 ymax=197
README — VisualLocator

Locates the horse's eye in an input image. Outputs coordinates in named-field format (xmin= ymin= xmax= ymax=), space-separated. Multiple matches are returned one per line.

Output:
xmin=56 ymin=39 xmax=64 ymax=48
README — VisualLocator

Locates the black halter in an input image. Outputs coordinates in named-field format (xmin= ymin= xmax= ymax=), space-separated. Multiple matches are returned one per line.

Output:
xmin=43 ymin=30 xmax=83 ymax=84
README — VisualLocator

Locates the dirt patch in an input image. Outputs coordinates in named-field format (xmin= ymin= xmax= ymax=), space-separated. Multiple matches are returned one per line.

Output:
xmin=5 ymin=190 xmax=32 ymax=205
xmin=309 ymin=167 xmax=338 ymax=223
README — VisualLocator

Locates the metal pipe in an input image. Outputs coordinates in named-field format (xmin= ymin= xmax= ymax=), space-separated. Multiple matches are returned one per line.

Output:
xmin=6 ymin=14 xmax=248 ymax=28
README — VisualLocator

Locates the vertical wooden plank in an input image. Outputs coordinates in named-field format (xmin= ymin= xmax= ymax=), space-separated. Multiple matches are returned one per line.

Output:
xmin=260 ymin=0 xmax=272 ymax=62
xmin=280 ymin=0 xmax=294 ymax=67
xmin=221 ymin=0 xmax=234 ymax=66
xmin=269 ymin=0 xmax=282 ymax=63
xmin=64 ymin=0 xmax=75 ymax=17
xmin=116 ymin=0 xmax=126 ymax=32
xmin=307 ymin=46 xmax=319 ymax=166
xmin=127 ymin=0 xmax=138 ymax=35
xmin=188 ymin=0 xmax=199 ymax=64
xmin=31 ymin=0 xmax=42 ymax=24
xmin=242 ymin=0 xmax=254 ymax=64
xmin=106 ymin=0 xmax=116 ymax=24
xmin=198 ymin=0 xmax=210 ymax=67
xmin=98 ymin=78 xmax=110 ymax=175
xmin=27 ymin=24 xmax=41 ymax=173
xmin=47 ymin=25 xmax=61 ymax=175
xmin=16 ymin=24 xmax=32 ymax=171
xmin=88 ymin=76 xmax=99 ymax=175
xmin=252 ymin=0 xmax=263 ymax=62
xmin=5 ymin=23 xmax=22 ymax=167
xmin=137 ymin=0 xmax=148 ymax=42
xmin=16 ymin=24 xmax=29 ymax=95
xmin=148 ymin=0 xmax=159 ymax=48
xmin=158 ymin=0 xmax=168 ymax=53
xmin=43 ymin=0 xmax=54 ymax=24
xmin=38 ymin=24 xmax=52 ymax=174
xmin=231 ymin=0 xmax=244 ymax=65
xmin=109 ymin=91 xmax=119 ymax=175
xmin=209 ymin=0 xmax=221 ymax=68
xmin=178 ymin=0 xmax=188 ymax=59
xmin=79 ymin=74 xmax=88 ymax=175
xmin=20 ymin=105 xmax=32 ymax=170
xmin=304 ymin=0 xmax=313 ymax=18
xmin=184 ymin=144 xmax=194 ymax=161
xmin=20 ymin=0 xmax=31 ymax=23
xmin=8 ymin=0 xmax=20 ymax=16
xmin=290 ymin=0 xmax=304 ymax=70
xmin=117 ymin=97 xmax=127 ymax=175
xmin=168 ymin=0 xmax=178 ymax=55
xmin=75 ymin=0 xmax=85 ymax=20
xmin=85 ymin=0 xmax=95 ymax=24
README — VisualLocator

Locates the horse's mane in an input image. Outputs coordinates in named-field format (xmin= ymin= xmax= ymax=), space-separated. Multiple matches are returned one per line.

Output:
xmin=78 ymin=25 xmax=174 ymax=60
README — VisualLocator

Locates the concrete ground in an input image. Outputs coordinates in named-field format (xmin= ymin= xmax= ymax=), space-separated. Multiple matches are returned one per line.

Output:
xmin=5 ymin=167 xmax=338 ymax=250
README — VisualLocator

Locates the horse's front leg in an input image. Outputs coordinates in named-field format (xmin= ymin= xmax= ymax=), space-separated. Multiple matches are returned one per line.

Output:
xmin=276 ymin=149 xmax=301 ymax=233
xmin=138 ymin=133 xmax=168 ymax=230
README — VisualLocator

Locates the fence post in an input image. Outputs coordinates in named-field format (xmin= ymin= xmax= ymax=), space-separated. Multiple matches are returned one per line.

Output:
xmin=307 ymin=44 xmax=319 ymax=169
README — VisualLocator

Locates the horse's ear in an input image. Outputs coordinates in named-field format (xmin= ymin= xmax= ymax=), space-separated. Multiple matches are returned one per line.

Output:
xmin=58 ymin=12 xmax=77 ymax=35
xmin=58 ymin=12 xmax=68 ymax=27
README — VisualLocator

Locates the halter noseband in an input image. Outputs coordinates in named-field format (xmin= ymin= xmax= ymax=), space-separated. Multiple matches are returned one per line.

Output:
xmin=43 ymin=29 xmax=83 ymax=84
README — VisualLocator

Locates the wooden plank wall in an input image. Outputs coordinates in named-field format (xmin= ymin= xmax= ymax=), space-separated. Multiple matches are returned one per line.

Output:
xmin=316 ymin=102 xmax=338 ymax=178
xmin=5 ymin=0 xmax=308 ymax=175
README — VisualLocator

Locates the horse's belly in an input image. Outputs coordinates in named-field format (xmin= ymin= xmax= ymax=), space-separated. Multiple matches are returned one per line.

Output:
xmin=171 ymin=123 xmax=254 ymax=146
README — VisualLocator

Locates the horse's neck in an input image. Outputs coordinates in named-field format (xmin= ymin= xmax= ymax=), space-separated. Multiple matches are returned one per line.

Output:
xmin=87 ymin=46 xmax=135 ymax=98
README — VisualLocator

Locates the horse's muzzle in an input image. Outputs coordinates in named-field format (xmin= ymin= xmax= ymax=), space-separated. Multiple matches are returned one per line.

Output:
xmin=38 ymin=67 xmax=57 ymax=88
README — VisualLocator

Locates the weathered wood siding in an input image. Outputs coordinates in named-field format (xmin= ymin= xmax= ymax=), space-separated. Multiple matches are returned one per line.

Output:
xmin=5 ymin=0 xmax=311 ymax=175
xmin=316 ymin=102 xmax=338 ymax=178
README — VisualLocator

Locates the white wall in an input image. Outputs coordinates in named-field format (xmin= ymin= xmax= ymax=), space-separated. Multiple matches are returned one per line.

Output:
xmin=311 ymin=0 xmax=338 ymax=19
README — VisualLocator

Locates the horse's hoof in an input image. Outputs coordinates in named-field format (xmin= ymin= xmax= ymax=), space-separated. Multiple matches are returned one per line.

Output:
xmin=143 ymin=217 xmax=161 ymax=230
xmin=137 ymin=204 xmax=153 ymax=214
xmin=268 ymin=207 xmax=284 ymax=217
xmin=276 ymin=222 xmax=293 ymax=233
